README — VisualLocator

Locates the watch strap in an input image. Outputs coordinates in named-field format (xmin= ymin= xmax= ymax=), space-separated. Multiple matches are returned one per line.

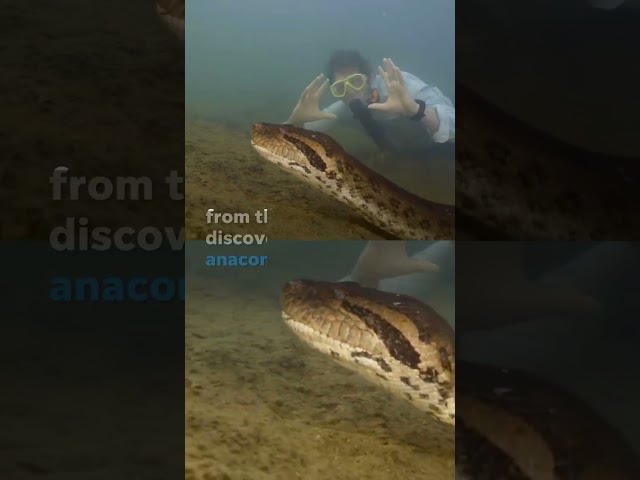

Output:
xmin=409 ymin=99 xmax=426 ymax=121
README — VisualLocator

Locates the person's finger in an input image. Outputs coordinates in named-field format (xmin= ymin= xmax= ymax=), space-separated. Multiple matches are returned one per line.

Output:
xmin=387 ymin=61 xmax=400 ymax=83
xmin=367 ymin=102 xmax=387 ymax=111
xmin=302 ymin=75 xmax=324 ymax=102
xmin=301 ymin=85 xmax=311 ymax=101
xmin=307 ymin=74 xmax=326 ymax=95
xmin=385 ymin=59 xmax=403 ymax=85
xmin=384 ymin=58 xmax=396 ymax=77
xmin=388 ymin=58 xmax=401 ymax=74
xmin=314 ymin=73 xmax=326 ymax=85
xmin=318 ymin=111 xmax=337 ymax=120
xmin=394 ymin=65 xmax=405 ymax=86
xmin=377 ymin=65 xmax=390 ymax=86
xmin=415 ymin=259 xmax=440 ymax=272
xmin=301 ymin=77 xmax=319 ymax=100
xmin=315 ymin=78 xmax=330 ymax=98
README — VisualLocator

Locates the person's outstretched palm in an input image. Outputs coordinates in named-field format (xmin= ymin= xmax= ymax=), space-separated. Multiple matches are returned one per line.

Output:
xmin=287 ymin=74 xmax=337 ymax=127
xmin=368 ymin=58 xmax=419 ymax=117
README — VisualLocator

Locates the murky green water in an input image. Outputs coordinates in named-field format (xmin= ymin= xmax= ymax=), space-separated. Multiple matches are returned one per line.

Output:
xmin=185 ymin=240 xmax=455 ymax=480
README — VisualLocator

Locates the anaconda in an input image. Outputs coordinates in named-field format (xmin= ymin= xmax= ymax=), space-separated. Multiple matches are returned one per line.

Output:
xmin=251 ymin=97 xmax=639 ymax=241
xmin=251 ymin=123 xmax=455 ymax=240
xmin=281 ymin=279 xmax=640 ymax=480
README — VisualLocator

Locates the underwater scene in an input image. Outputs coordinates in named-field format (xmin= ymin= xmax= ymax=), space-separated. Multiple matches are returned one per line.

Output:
xmin=185 ymin=0 xmax=455 ymax=240
xmin=185 ymin=241 xmax=455 ymax=479
xmin=185 ymin=240 xmax=640 ymax=479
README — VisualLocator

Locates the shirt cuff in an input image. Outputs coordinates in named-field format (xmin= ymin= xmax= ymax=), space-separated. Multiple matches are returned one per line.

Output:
xmin=430 ymin=104 xmax=454 ymax=143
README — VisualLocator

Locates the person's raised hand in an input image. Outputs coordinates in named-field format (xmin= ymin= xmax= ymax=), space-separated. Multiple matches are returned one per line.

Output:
xmin=287 ymin=74 xmax=337 ymax=127
xmin=368 ymin=58 xmax=420 ymax=118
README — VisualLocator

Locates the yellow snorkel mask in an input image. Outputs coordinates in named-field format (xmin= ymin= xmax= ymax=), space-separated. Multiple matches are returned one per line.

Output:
xmin=329 ymin=73 xmax=367 ymax=98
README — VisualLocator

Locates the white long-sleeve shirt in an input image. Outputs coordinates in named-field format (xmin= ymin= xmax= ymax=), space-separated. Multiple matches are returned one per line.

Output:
xmin=305 ymin=71 xmax=455 ymax=144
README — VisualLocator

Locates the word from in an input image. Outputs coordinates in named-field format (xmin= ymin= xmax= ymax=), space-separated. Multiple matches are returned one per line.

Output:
xmin=206 ymin=208 xmax=268 ymax=224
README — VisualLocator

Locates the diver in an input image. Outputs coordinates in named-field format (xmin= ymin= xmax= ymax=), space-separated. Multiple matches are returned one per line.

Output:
xmin=285 ymin=50 xmax=455 ymax=155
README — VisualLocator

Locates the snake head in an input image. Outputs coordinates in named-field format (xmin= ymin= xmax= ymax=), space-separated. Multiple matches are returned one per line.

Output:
xmin=281 ymin=279 xmax=455 ymax=424
xmin=282 ymin=280 xmax=455 ymax=378
xmin=251 ymin=123 xmax=350 ymax=189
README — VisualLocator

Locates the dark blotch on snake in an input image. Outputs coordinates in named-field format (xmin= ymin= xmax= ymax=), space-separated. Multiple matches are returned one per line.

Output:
xmin=428 ymin=404 xmax=442 ymax=415
xmin=284 ymin=134 xmax=327 ymax=172
xmin=400 ymin=376 xmax=420 ymax=391
xmin=421 ymin=367 xmax=438 ymax=383
xmin=342 ymin=300 xmax=421 ymax=370
xmin=439 ymin=346 xmax=452 ymax=372
xmin=311 ymin=132 xmax=342 ymax=159
xmin=351 ymin=350 xmax=373 ymax=359
xmin=403 ymin=206 xmax=416 ymax=218
xmin=438 ymin=386 xmax=450 ymax=399
xmin=376 ymin=358 xmax=392 ymax=372
xmin=417 ymin=329 xmax=430 ymax=343
xmin=351 ymin=351 xmax=392 ymax=372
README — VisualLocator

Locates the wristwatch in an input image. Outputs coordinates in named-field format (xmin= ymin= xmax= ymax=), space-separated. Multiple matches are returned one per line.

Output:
xmin=409 ymin=99 xmax=426 ymax=121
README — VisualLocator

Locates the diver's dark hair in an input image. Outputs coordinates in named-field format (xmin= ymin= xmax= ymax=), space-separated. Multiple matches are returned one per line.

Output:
xmin=326 ymin=50 xmax=373 ymax=83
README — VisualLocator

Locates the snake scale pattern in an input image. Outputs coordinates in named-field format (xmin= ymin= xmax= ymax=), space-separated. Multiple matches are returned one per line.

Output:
xmin=251 ymin=123 xmax=455 ymax=240
xmin=160 ymin=2 xmax=639 ymax=478
xmin=251 ymin=98 xmax=639 ymax=241
xmin=282 ymin=279 xmax=640 ymax=480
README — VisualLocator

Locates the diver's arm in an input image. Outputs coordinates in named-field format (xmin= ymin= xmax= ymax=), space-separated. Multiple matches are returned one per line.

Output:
xmin=407 ymin=101 xmax=442 ymax=135
xmin=413 ymin=87 xmax=455 ymax=143
xmin=421 ymin=103 xmax=455 ymax=143
xmin=406 ymin=76 xmax=455 ymax=142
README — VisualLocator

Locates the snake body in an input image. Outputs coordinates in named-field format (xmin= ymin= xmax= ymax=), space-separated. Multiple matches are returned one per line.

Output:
xmin=282 ymin=279 xmax=640 ymax=480
xmin=251 ymin=105 xmax=639 ymax=241
xmin=456 ymin=84 xmax=639 ymax=240
xmin=251 ymin=123 xmax=455 ymax=240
